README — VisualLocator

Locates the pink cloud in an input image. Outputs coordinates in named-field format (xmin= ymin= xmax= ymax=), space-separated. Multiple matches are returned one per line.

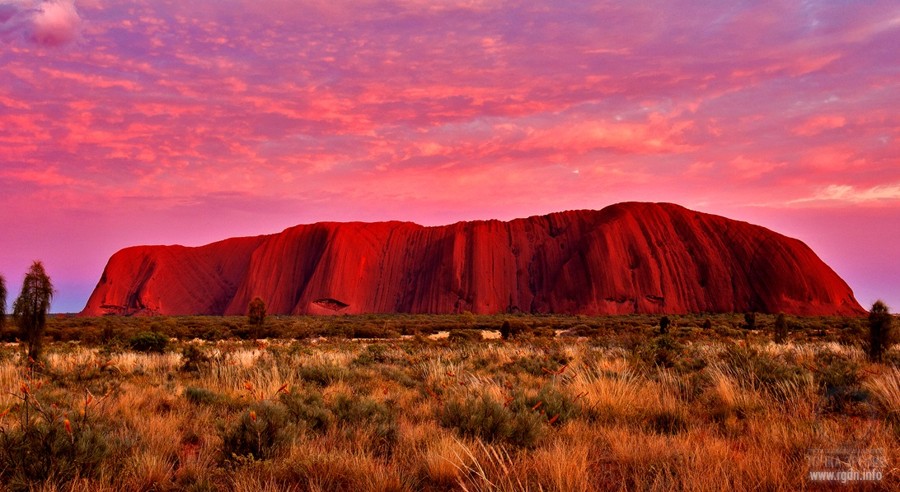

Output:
xmin=31 ymin=0 xmax=79 ymax=45
xmin=1 ymin=166 xmax=80 ymax=186
xmin=0 ymin=0 xmax=81 ymax=46
xmin=793 ymin=115 xmax=847 ymax=136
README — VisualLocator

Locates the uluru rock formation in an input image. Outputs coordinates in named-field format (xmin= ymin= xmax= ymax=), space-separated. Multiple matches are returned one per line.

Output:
xmin=81 ymin=202 xmax=864 ymax=316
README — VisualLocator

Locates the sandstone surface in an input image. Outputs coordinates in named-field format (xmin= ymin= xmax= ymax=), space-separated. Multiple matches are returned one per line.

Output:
xmin=81 ymin=202 xmax=864 ymax=316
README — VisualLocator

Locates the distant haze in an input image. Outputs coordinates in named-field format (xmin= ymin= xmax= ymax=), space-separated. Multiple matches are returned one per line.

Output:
xmin=0 ymin=1 xmax=897 ymax=313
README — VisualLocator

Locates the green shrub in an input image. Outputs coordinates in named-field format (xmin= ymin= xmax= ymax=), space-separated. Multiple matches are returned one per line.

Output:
xmin=440 ymin=394 xmax=545 ymax=448
xmin=221 ymin=401 xmax=291 ymax=461
xmin=351 ymin=324 xmax=401 ymax=339
xmin=0 ymin=402 xmax=108 ymax=489
xmin=815 ymin=352 xmax=868 ymax=413
xmin=448 ymin=329 xmax=482 ymax=343
xmin=330 ymin=394 xmax=397 ymax=452
xmin=201 ymin=325 xmax=233 ymax=341
xmin=180 ymin=344 xmax=210 ymax=372
xmin=515 ymin=386 xmax=578 ymax=426
xmin=636 ymin=335 xmax=684 ymax=369
xmin=127 ymin=331 xmax=168 ymax=353
xmin=721 ymin=345 xmax=808 ymax=400
xmin=352 ymin=344 xmax=394 ymax=365
xmin=184 ymin=387 xmax=223 ymax=406
xmin=503 ymin=350 xmax=569 ymax=377
xmin=297 ymin=364 xmax=347 ymax=387
xmin=279 ymin=390 xmax=333 ymax=432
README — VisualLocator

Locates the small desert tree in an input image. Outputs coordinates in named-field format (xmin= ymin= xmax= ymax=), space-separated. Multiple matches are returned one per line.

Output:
xmin=659 ymin=316 xmax=671 ymax=335
xmin=500 ymin=320 xmax=512 ymax=340
xmin=743 ymin=312 xmax=757 ymax=330
xmin=774 ymin=312 xmax=788 ymax=344
xmin=0 ymin=274 xmax=6 ymax=330
xmin=867 ymin=300 xmax=894 ymax=362
xmin=248 ymin=297 xmax=266 ymax=339
xmin=13 ymin=261 xmax=54 ymax=363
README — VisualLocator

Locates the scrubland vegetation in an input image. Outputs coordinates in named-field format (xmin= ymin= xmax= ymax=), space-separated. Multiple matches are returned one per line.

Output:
xmin=0 ymin=313 xmax=896 ymax=491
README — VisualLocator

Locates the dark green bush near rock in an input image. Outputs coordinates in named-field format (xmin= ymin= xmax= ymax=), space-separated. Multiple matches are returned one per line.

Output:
xmin=500 ymin=319 xmax=529 ymax=339
xmin=351 ymin=324 xmax=401 ymax=339
xmin=127 ymin=331 xmax=168 ymax=353
xmin=448 ymin=329 xmax=483 ymax=343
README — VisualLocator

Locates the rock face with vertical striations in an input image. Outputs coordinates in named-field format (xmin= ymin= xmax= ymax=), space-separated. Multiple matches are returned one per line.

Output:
xmin=81 ymin=202 xmax=864 ymax=316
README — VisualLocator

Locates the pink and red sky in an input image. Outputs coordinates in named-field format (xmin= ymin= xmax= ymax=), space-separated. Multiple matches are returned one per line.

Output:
xmin=1 ymin=0 xmax=898 ymax=313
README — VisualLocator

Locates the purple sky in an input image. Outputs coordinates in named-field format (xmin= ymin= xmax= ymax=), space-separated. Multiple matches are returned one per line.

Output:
xmin=1 ymin=0 xmax=898 ymax=313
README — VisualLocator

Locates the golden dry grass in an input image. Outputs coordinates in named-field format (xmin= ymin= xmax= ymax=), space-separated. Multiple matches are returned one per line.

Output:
xmin=0 ymin=320 xmax=897 ymax=491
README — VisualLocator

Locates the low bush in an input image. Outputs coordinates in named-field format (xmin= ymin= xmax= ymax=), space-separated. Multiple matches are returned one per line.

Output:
xmin=184 ymin=387 xmax=224 ymax=406
xmin=180 ymin=344 xmax=210 ymax=372
xmin=721 ymin=345 xmax=808 ymax=400
xmin=351 ymin=324 xmax=401 ymax=339
xmin=0 ymin=393 xmax=109 ymax=490
xmin=331 ymin=394 xmax=397 ymax=453
xmin=515 ymin=386 xmax=579 ymax=426
xmin=635 ymin=335 xmax=684 ymax=369
xmin=221 ymin=401 xmax=291 ymax=461
xmin=127 ymin=331 xmax=168 ymax=353
xmin=448 ymin=329 xmax=483 ymax=343
xmin=279 ymin=389 xmax=332 ymax=433
xmin=815 ymin=352 xmax=868 ymax=413
xmin=353 ymin=344 xmax=395 ymax=366
xmin=297 ymin=364 xmax=347 ymax=387
xmin=440 ymin=393 xmax=545 ymax=448
xmin=500 ymin=319 xmax=529 ymax=339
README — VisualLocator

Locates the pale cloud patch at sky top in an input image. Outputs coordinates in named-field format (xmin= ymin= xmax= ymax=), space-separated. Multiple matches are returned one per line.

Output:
xmin=0 ymin=0 xmax=81 ymax=46
xmin=0 ymin=0 xmax=898 ymax=311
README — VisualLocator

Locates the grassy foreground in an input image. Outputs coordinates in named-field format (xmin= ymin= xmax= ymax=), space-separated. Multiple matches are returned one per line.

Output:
xmin=0 ymin=314 xmax=896 ymax=491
